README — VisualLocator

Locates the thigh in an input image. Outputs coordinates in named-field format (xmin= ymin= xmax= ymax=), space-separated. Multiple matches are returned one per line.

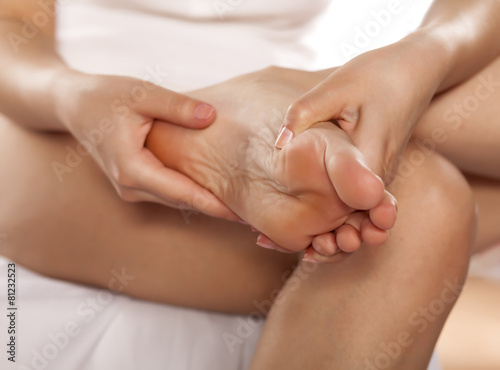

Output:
xmin=413 ymin=57 xmax=500 ymax=179
xmin=250 ymin=143 xmax=476 ymax=369
xmin=0 ymin=118 xmax=297 ymax=313
xmin=468 ymin=175 xmax=500 ymax=253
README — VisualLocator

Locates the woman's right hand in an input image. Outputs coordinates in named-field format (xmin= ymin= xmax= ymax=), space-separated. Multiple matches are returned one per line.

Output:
xmin=54 ymin=70 xmax=238 ymax=220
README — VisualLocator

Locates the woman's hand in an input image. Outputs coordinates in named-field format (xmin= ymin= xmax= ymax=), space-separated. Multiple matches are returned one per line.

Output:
xmin=275 ymin=37 xmax=446 ymax=184
xmin=55 ymin=70 xmax=238 ymax=220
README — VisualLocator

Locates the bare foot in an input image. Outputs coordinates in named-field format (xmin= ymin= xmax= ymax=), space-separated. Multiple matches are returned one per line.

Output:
xmin=146 ymin=68 xmax=396 ymax=253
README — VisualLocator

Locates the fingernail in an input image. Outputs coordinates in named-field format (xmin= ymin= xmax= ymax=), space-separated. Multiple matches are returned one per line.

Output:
xmin=194 ymin=103 xmax=215 ymax=120
xmin=302 ymin=255 xmax=322 ymax=263
xmin=256 ymin=234 xmax=276 ymax=250
xmin=275 ymin=126 xmax=294 ymax=149
xmin=238 ymin=219 xmax=249 ymax=225
xmin=251 ymin=226 xmax=259 ymax=233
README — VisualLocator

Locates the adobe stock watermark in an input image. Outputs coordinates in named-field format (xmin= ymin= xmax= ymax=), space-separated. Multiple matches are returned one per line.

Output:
xmin=389 ymin=71 xmax=500 ymax=187
xmin=222 ymin=261 xmax=319 ymax=353
xmin=388 ymin=127 xmax=448 ymax=188
xmin=51 ymin=65 xmax=171 ymax=182
xmin=15 ymin=267 xmax=135 ymax=370
xmin=363 ymin=277 xmax=463 ymax=370
xmin=51 ymin=119 xmax=116 ymax=182
xmin=6 ymin=0 xmax=72 ymax=54
xmin=340 ymin=0 xmax=403 ymax=60
xmin=212 ymin=0 xmax=244 ymax=20
xmin=442 ymin=73 xmax=500 ymax=128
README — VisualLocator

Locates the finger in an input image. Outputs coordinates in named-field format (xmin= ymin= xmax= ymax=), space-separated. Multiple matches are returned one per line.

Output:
xmin=311 ymin=232 xmax=340 ymax=256
xmin=138 ymin=86 xmax=216 ymax=128
xmin=302 ymin=246 xmax=350 ymax=264
xmin=276 ymin=76 xmax=350 ymax=149
xmin=256 ymin=234 xmax=294 ymax=253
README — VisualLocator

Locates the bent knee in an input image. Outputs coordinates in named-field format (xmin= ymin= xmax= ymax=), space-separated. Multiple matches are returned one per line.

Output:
xmin=391 ymin=141 xmax=476 ymax=251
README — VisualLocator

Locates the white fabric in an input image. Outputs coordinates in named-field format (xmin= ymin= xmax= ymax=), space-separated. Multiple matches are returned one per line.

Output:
xmin=56 ymin=0 xmax=331 ymax=91
xmin=2 ymin=1 xmax=445 ymax=369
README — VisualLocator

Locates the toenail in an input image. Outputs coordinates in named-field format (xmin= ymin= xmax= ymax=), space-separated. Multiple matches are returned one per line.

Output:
xmin=275 ymin=126 xmax=294 ymax=149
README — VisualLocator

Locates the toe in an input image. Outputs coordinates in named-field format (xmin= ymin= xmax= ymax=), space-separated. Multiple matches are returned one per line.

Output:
xmin=336 ymin=223 xmax=362 ymax=253
xmin=369 ymin=190 xmax=398 ymax=230
xmin=320 ymin=126 xmax=385 ymax=210
xmin=359 ymin=217 xmax=388 ymax=247
xmin=311 ymin=232 xmax=339 ymax=256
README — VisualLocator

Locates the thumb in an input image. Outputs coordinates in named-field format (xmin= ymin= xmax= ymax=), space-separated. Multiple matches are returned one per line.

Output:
xmin=139 ymin=86 xmax=216 ymax=129
xmin=275 ymin=83 xmax=345 ymax=149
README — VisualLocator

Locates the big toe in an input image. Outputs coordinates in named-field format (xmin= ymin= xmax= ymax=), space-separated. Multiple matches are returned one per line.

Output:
xmin=329 ymin=152 xmax=385 ymax=210
xmin=323 ymin=132 xmax=385 ymax=210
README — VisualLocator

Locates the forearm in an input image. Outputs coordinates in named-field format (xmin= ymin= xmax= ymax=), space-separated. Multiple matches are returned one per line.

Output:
xmin=0 ymin=18 xmax=78 ymax=131
xmin=414 ymin=0 xmax=500 ymax=92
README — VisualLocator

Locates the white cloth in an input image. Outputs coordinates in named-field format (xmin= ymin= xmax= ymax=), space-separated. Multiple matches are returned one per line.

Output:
xmin=56 ymin=0 xmax=331 ymax=91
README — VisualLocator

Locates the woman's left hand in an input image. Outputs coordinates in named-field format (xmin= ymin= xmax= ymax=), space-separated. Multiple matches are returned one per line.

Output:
xmin=275 ymin=37 xmax=446 ymax=185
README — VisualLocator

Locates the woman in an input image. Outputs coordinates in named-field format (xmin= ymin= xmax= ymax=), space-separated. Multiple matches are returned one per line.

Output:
xmin=0 ymin=0 xmax=491 ymax=368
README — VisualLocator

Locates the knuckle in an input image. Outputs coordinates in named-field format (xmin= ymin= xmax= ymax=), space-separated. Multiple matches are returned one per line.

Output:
xmin=286 ymin=99 xmax=315 ymax=126
xmin=166 ymin=92 xmax=196 ymax=117
xmin=114 ymin=186 xmax=139 ymax=202
xmin=111 ymin=167 xmax=137 ymax=190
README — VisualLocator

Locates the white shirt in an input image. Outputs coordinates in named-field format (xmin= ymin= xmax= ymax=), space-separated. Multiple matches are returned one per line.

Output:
xmin=56 ymin=0 xmax=331 ymax=91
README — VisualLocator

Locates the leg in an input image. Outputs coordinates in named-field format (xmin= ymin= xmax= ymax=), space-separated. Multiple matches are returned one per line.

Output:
xmin=437 ymin=176 xmax=500 ymax=369
xmin=146 ymin=70 xmax=396 ymax=253
xmin=413 ymin=56 xmax=500 ymax=179
xmin=413 ymin=56 xmax=500 ymax=253
xmin=467 ymin=175 xmax=500 ymax=253
xmin=0 ymin=118 xmax=298 ymax=313
xmin=438 ymin=276 xmax=500 ymax=370
xmin=250 ymin=142 xmax=475 ymax=369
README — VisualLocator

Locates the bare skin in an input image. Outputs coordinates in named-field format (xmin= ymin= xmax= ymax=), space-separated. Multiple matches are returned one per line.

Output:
xmin=0 ymin=1 xmax=495 ymax=369
xmin=1 ymin=83 xmax=473 ymax=369
xmin=146 ymin=69 xmax=397 ymax=256
xmin=0 ymin=57 xmax=498 ymax=369
xmin=141 ymin=68 xmax=475 ymax=369
xmin=438 ymin=276 xmax=500 ymax=370
xmin=0 ymin=72 xmax=475 ymax=369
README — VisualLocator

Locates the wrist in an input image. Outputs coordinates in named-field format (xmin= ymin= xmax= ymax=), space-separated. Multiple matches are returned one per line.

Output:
xmin=50 ymin=67 xmax=89 ymax=132
xmin=400 ymin=29 xmax=452 ymax=94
